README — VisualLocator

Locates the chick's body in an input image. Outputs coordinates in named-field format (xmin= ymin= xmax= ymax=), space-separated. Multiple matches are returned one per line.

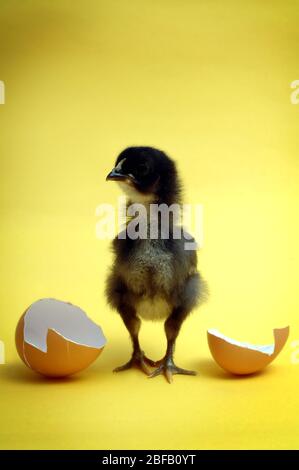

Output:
xmin=105 ymin=147 xmax=205 ymax=382
xmin=115 ymin=238 xmax=174 ymax=320
xmin=109 ymin=233 xmax=199 ymax=314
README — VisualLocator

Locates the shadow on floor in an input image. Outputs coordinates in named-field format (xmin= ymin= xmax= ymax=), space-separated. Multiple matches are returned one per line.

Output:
xmin=2 ymin=343 xmax=131 ymax=385
xmin=190 ymin=358 xmax=275 ymax=381
xmin=2 ymin=348 xmax=276 ymax=385
xmin=0 ymin=361 xmax=81 ymax=384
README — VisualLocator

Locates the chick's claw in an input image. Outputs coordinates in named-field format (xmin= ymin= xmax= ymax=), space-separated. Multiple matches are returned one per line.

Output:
xmin=113 ymin=351 xmax=156 ymax=376
xmin=149 ymin=358 xmax=197 ymax=384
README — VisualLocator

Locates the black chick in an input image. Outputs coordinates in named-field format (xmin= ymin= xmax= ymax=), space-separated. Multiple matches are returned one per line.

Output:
xmin=105 ymin=146 xmax=205 ymax=383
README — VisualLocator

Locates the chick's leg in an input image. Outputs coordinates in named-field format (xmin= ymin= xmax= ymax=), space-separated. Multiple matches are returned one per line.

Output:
xmin=114 ymin=305 xmax=156 ymax=375
xmin=149 ymin=307 xmax=197 ymax=383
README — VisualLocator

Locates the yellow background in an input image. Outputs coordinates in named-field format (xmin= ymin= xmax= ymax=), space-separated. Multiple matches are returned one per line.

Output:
xmin=0 ymin=0 xmax=299 ymax=450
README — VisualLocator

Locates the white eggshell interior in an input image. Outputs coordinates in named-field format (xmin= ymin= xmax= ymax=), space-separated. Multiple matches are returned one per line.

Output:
xmin=208 ymin=329 xmax=274 ymax=355
xmin=24 ymin=298 xmax=107 ymax=352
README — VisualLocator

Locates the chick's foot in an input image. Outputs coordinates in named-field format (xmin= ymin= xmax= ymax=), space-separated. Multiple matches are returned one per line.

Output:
xmin=149 ymin=356 xmax=197 ymax=383
xmin=113 ymin=350 xmax=156 ymax=376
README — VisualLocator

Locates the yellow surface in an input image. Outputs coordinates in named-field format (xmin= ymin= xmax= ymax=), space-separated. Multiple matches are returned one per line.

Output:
xmin=0 ymin=0 xmax=299 ymax=450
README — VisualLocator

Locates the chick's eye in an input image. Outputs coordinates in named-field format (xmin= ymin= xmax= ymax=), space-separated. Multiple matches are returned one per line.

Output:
xmin=136 ymin=163 xmax=150 ymax=177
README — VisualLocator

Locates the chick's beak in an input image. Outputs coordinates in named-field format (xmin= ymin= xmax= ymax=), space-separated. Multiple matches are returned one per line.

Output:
xmin=106 ymin=168 xmax=125 ymax=181
xmin=106 ymin=168 xmax=136 ymax=183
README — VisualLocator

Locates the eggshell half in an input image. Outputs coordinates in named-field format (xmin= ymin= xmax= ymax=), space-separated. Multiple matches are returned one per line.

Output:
xmin=207 ymin=327 xmax=289 ymax=375
xmin=16 ymin=299 xmax=107 ymax=377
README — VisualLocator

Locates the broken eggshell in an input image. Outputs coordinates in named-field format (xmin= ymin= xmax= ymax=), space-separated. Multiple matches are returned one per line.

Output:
xmin=16 ymin=298 xmax=107 ymax=377
xmin=207 ymin=326 xmax=289 ymax=375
